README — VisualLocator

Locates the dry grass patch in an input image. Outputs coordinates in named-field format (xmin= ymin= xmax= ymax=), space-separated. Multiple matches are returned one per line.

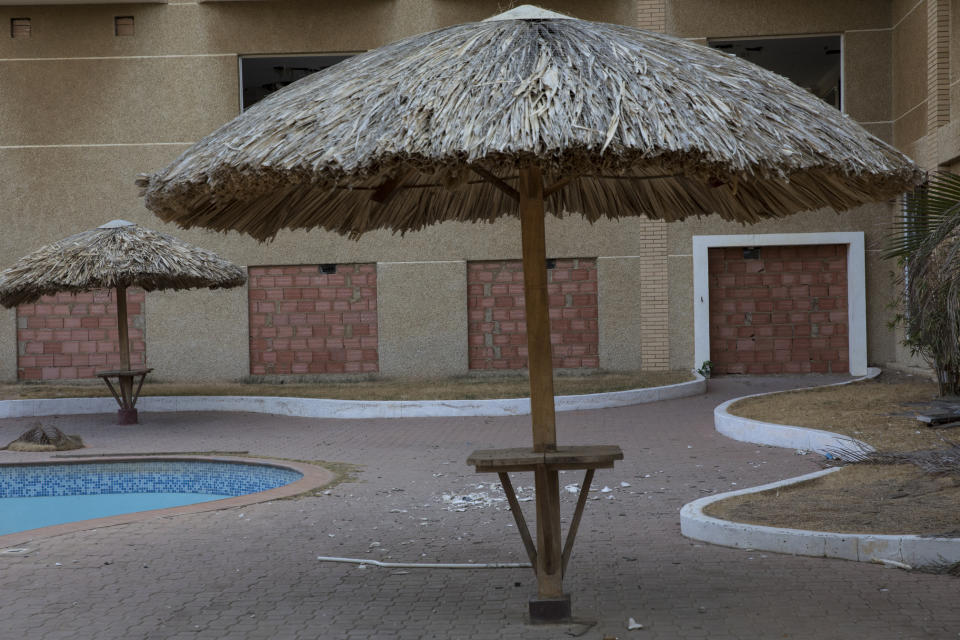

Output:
xmin=711 ymin=372 xmax=960 ymax=538
xmin=728 ymin=376 xmax=942 ymax=451
xmin=0 ymin=370 xmax=693 ymax=402
xmin=704 ymin=464 xmax=960 ymax=536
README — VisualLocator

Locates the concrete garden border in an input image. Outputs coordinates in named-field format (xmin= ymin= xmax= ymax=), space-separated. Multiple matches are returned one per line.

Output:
xmin=681 ymin=469 xmax=960 ymax=568
xmin=0 ymin=372 xmax=705 ymax=420
xmin=713 ymin=367 xmax=881 ymax=455
xmin=685 ymin=366 xmax=960 ymax=567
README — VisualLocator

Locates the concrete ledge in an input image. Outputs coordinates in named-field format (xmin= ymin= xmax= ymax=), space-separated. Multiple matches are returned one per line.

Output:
xmin=680 ymin=469 xmax=960 ymax=568
xmin=713 ymin=368 xmax=881 ymax=456
xmin=695 ymin=367 xmax=960 ymax=567
xmin=0 ymin=372 xmax=705 ymax=420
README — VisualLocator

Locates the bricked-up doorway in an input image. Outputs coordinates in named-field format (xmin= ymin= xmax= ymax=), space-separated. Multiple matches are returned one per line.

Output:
xmin=16 ymin=289 xmax=146 ymax=380
xmin=248 ymin=264 xmax=378 ymax=375
xmin=708 ymin=245 xmax=848 ymax=374
xmin=467 ymin=258 xmax=598 ymax=370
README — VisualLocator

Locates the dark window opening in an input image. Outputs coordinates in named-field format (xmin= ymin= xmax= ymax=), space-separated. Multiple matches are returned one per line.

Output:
xmin=11 ymin=18 xmax=30 ymax=39
xmin=742 ymin=247 xmax=760 ymax=260
xmin=115 ymin=17 xmax=134 ymax=37
xmin=545 ymin=259 xmax=557 ymax=270
xmin=708 ymin=35 xmax=842 ymax=109
xmin=319 ymin=264 xmax=337 ymax=275
xmin=240 ymin=54 xmax=353 ymax=110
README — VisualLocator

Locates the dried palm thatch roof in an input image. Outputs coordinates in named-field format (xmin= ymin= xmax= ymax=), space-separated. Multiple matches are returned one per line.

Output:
xmin=0 ymin=220 xmax=247 ymax=308
xmin=138 ymin=6 xmax=921 ymax=241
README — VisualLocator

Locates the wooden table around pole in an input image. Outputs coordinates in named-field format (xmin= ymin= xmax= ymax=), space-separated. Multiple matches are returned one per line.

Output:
xmin=95 ymin=367 xmax=153 ymax=425
xmin=461 ymin=164 xmax=629 ymax=622
xmin=466 ymin=444 xmax=623 ymax=621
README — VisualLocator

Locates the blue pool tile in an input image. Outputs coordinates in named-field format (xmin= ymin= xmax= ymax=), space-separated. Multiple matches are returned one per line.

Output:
xmin=0 ymin=461 xmax=303 ymax=499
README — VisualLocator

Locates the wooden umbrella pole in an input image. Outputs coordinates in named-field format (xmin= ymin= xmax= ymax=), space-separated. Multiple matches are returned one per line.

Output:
xmin=519 ymin=165 xmax=557 ymax=452
xmin=519 ymin=165 xmax=565 ymax=602
xmin=115 ymin=285 xmax=132 ymax=408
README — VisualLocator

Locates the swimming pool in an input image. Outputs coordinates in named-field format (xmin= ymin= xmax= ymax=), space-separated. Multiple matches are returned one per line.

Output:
xmin=0 ymin=459 xmax=303 ymax=536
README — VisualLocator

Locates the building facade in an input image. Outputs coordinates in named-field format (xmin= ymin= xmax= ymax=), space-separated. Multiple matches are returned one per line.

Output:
xmin=0 ymin=0 xmax=956 ymax=382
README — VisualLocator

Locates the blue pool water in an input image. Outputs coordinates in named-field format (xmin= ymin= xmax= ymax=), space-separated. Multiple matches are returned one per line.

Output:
xmin=0 ymin=493 xmax=227 ymax=535
xmin=0 ymin=460 xmax=302 ymax=536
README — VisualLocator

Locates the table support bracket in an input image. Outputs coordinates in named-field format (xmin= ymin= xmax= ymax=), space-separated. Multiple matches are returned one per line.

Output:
xmin=497 ymin=472 xmax=538 ymax=572
xmin=496 ymin=466 xmax=597 ymax=577
xmin=562 ymin=468 xmax=594 ymax=575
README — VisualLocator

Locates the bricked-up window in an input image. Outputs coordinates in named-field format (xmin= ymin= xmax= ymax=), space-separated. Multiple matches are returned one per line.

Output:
xmin=708 ymin=245 xmax=848 ymax=375
xmin=114 ymin=16 xmax=134 ymax=37
xmin=709 ymin=35 xmax=841 ymax=109
xmin=240 ymin=55 xmax=352 ymax=110
xmin=11 ymin=18 xmax=30 ymax=39
xmin=17 ymin=289 xmax=147 ymax=380
xmin=468 ymin=259 xmax=598 ymax=370
xmin=248 ymin=264 xmax=378 ymax=375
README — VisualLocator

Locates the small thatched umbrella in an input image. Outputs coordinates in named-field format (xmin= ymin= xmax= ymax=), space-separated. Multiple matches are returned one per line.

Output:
xmin=137 ymin=6 xmax=921 ymax=619
xmin=0 ymin=219 xmax=246 ymax=424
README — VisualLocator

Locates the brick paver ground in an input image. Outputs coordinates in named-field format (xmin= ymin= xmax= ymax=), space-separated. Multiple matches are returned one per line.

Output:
xmin=1 ymin=375 xmax=958 ymax=639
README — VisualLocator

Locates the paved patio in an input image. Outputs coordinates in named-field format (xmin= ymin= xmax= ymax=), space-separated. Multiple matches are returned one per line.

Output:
xmin=1 ymin=375 xmax=957 ymax=639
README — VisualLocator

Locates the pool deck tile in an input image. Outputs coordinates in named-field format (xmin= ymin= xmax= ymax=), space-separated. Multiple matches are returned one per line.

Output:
xmin=0 ymin=375 xmax=958 ymax=639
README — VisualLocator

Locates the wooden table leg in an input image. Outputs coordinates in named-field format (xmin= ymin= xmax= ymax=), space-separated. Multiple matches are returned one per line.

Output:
xmin=101 ymin=377 xmax=122 ymax=406
xmin=119 ymin=376 xmax=134 ymax=409
xmin=534 ymin=466 xmax=564 ymax=599
xmin=497 ymin=472 xmax=537 ymax=571
xmin=561 ymin=468 xmax=595 ymax=574
xmin=132 ymin=372 xmax=148 ymax=407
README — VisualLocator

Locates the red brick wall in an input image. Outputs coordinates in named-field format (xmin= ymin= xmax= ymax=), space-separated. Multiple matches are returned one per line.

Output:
xmin=16 ymin=289 xmax=146 ymax=380
xmin=467 ymin=258 xmax=599 ymax=370
xmin=248 ymin=264 xmax=378 ymax=375
xmin=709 ymin=245 xmax=848 ymax=374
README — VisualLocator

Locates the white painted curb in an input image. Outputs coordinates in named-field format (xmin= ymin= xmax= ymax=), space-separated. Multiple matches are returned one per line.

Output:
xmin=681 ymin=469 xmax=960 ymax=568
xmin=0 ymin=372 xmax=705 ymax=420
xmin=713 ymin=367 xmax=881 ymax=456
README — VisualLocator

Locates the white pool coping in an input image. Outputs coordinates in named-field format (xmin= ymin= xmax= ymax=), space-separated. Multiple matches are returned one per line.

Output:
xmin=0 ymin=372 xmax=705 ymax=420
xmin=684 ymin=366 xmax=960 ymax=568
xmin=681 ymin=469 xmax=960 ymax=568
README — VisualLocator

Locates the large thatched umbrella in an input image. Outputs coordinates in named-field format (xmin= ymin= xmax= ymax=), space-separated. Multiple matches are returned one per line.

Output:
xmin=137 ymin=6 xmax=920 ymax=620
xmin=0 ymin=220 xmax=246 ymax=424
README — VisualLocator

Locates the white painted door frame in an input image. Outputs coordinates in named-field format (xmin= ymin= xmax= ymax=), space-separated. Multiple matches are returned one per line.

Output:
xmin=692 ymin=232 xmax=867 ymax=376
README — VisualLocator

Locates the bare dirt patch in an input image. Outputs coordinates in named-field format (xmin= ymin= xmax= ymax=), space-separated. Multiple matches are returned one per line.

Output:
xmin=0 ymin=370 xmax=693 ymax=402
xmin=704 ymin=464 xmax=960 ymax=536
xmin=712 ymin=371 xmax=960 ymax=536
xmin=728 ymin=373 xmax=944 ymax=451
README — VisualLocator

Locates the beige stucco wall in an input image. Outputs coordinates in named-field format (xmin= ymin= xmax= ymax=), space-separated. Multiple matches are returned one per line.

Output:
xmin=0 ymin=1 xmax=630 ymax=382
xmin=953 ymin=0 xmax=960 ymax=123
xmin=145 ymin=282 xmax=249 ymax=382
xmin=0 ymin=0 xmax=948 ymax=381
xmin=0 ymin=57 xmax=238 ymax=147
xmin=844 ymin=30 xmax=893 ymax=135
xmin=667 ymin=0 xmax=890 ymax=37
xmin=0 ymin=308 xmax=14 ymax=380
xmin=376 ymin=260 xmax=468 ymax=378
xmin=891 ymin=0 xmax=928 ymax=149
xmin=0 ymin=1 xmax=634 ymax=59
xmin=598 ymin=258 xmax=645 ymax=371
xmin=665 ymin=0 xmax=910 ymax=370
xmin=667 ymin=254 xmax=694 ymax=370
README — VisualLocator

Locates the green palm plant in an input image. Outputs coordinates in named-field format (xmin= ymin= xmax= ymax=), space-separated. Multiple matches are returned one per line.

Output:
xmin=885 ymin=171 xmax=960 ymax=396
